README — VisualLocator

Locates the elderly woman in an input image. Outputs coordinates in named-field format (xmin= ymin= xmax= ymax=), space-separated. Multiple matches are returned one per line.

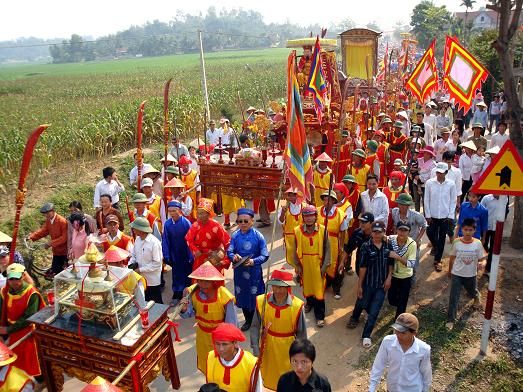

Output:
xmin=227 ymin=208 xmax=269 ymax=331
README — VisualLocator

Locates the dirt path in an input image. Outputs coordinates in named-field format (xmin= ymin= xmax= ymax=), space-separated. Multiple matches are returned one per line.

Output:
xmin=11 ymin=147 xmax=519 ymax=391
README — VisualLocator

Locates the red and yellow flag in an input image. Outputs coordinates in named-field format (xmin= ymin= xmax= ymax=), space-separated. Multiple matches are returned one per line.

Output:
xmin=306 ymin=36 xmax=327 ymax=123
xmin=405 ymin=39 xmax=438 ymax=103
xmin=285 ymin=51 xmax=313 ymax=203
xmin=443 ymin=35 xmax=489 ymax=113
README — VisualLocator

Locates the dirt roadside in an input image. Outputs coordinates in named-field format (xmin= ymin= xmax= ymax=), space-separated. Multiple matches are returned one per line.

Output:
xmin=3 ymin=148 xmax=521 ymax=391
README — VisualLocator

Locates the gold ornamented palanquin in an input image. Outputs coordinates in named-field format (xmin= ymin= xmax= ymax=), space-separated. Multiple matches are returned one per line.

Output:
xmin=29 ymin=305 xmax=180 ymax=392
xmin=199 ymin=163 xmax=284 ymax=200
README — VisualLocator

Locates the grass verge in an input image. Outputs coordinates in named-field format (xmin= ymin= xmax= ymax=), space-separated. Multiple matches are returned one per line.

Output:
xmin=356 ymin=304 xmax=523 ymax=391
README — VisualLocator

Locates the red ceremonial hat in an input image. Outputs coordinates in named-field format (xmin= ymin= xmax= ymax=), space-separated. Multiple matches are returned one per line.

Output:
xmin=315 ymin=152 xmax=333 ymax=162
xmin=268 ymin=268 xmax=295 ymax=287
xmin=188 ymin=261 xmax=225 ymax=281
xmin=164 ymin=178 xmax=186 ymax=188
xmin=104 ymin=245 xmax=130 ymax=263
xmin=212 ymin=323 xmax=246 ymax=343
xmin=178 ymin=155 xmax=193 ymax=165
xmin=197 ymin=198 xmax=215 ymax=217
xmin=333 ymin=182 xmax=349 ymax=199
xmin=81 ymin=376 xmax=123 ymax=392
xmin=0 ymin=341 xmax=17 ymax=366
xmin=389 ymin=171 xmax=404 ymax=180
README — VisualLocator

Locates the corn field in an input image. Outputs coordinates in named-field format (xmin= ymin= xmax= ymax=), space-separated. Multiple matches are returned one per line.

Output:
xmin=0 ymin=48 xmax=287 ymax=186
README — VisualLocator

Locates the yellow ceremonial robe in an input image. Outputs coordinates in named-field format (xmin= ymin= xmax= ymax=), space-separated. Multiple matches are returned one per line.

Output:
xmin=318 ymin=206 xmax=345 ymax=279
xmin=211 ymin=193 xmax=244 ymax=215
xmin=313 ymin=168 xmax=333 ymax=207
xmin=118 ymin=271 xmax=146 ymax=295
xmin=282 ymin=203 xmax=305 ymax=267
xmin=181 ymin=169 xmax=198 ymax=219
xmin=349 ymin=164 xmax=370 ymax=192
xmin=255 ymin=294 xmax=304 ymax=390
xmin=147 ymin=195 xmax=162 ymax=232
xmin=189 ymin=284 xmax=235 ymax=373
xmin=0 ymin=365 xmax=33 ymax=392
xmin=206 ymin=349 xmax=257 ymax=392
xmin=294 ymin=224 xmax=326 ymax=300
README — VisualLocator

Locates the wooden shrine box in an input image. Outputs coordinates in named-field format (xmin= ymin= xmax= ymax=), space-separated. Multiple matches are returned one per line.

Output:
xmin=29 ymin=304 xmax=180 ymax=392
xmin=199 ymin=162 xmax=283 ymax=200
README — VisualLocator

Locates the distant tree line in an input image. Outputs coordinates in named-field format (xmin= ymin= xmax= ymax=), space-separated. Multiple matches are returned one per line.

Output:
xmin=44 ymin=7 xmax=358 ymax=64
xmin=0 ymin=37 xmax=62 ymax=63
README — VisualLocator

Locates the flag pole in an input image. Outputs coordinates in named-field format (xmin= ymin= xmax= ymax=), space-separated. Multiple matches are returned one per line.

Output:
xmin=198 ymin=30 xmax=211 ymax=145
xmin=322 ymin=81 xmax=352 ymax=277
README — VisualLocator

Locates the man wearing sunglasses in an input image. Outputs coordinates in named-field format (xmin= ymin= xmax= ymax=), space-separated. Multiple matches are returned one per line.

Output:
xmin=0 ymin=264 xmax=45 ymax=385
xmin=227 ymin=208 xmax=269 ymax=331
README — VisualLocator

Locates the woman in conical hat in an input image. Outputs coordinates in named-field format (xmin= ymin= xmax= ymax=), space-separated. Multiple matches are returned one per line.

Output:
xmin=180 ymin=261 xmax=237 ymax=373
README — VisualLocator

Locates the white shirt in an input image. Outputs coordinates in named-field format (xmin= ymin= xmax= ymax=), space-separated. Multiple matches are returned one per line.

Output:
xmin=430 ymin=165 xmax=462 ymax=197
xmin=423 ymin=114 xmax=436 ymax=143
xmin=220 ymin=128 xmax=236 ymax=147
xmin=129 ymin=163 xmax=153 ymax=186
xmin=106 ymin=230 xmax=134 ymax=253
xmin=444 ymin=140 xmax=459 ymax=153
xmin=489 ymin=132 xmax=509 ymax=149
xmin=320 ymin=205 xmax=351 ymax=231
xmin=433 ymin=138 xmax=449 ymax=162
xmin=458 ymin=154 xmax=473 ymax=181
xmin=450 ymin=238 xmax=486 ymax=277
xmin=169 ymin=143 xmax=189 ymax=160
xmin=360 ymin=189 xmax=389 ymax=227
xmin=424 ymin=178 xmax=456 ymax=219
xmin=480 ymin=194 xmax=499 ymax=231
xmin=130 ymin=234 xmax=163 ymax=287
xmin=93 ymin=179 xmax=124 ymax=208
xmin=277 ymin=202 xmax=303 ymax=224
xmin=206 ymin=128 xmax=223 ymax=145
xmin=369 ymin=334 xmax=432 ymax=392
xmin=420 ymin=122 xmax=434 ymax=147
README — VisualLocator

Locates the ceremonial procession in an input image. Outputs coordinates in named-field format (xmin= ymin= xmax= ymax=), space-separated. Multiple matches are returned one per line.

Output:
xmin=1 ymin=0 xmax=523 ymax=391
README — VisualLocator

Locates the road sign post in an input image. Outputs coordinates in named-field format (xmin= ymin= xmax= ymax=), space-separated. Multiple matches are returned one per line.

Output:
xmin=479 ymin=195 xmax=507 ymax=355
xmin=471 ymin=140 xmax=523 ymax=356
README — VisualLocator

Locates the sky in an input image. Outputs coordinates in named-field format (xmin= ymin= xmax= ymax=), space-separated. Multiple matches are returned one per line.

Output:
xmin=0 ymin=0 xmax=488 ymax=41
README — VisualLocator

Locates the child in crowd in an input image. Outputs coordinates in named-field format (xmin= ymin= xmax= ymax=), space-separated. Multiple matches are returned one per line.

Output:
xmin=471 ymin=146 xmax=486 ymax=183
xmin=446 ymin=218 xmax=487 ymax=329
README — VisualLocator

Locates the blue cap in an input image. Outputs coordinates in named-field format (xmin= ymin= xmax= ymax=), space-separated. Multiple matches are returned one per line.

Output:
xmin=237 ymin=208 xmax=255 ymax=217
xmin=168 ymin=200 xmax=182 ymax=209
